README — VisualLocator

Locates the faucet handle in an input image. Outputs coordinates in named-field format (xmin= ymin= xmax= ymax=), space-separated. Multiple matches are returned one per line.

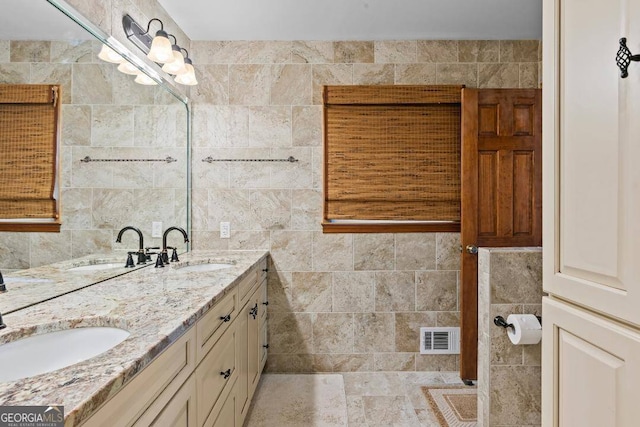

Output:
xmin=125 ymin=252 xmax=136 ymax=268
xmin=169 ymin=247 xmax=180 ymax=262
xmin=155 ymin=254 xmax=165 ymax=268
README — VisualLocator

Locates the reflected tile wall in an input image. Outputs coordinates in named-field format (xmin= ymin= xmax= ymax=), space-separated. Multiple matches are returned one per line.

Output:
xmin=191 ymin=39 xmax=541 ymax=373
xmin=478 ymin=247 xmax=542 ymax=427
xmin=0 ymin=39 xmax=188 ymax=269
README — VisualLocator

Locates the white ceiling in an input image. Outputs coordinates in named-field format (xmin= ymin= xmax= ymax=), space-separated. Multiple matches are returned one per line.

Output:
xmin=157 ymin=0 xmax=542 ymax=41
xmin=1 ymin=0 xmax=92 ymax=40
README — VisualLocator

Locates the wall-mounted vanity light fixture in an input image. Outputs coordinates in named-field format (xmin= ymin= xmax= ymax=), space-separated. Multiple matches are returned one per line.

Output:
xmin=98 ymin=44 xmax=124 ymax=63
xmin=119 ymin=14 xmax=197 ymax=86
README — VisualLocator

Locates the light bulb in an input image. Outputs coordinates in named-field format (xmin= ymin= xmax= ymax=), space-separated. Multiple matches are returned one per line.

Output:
xmin=134 ymin=73 xmax=158 ymax=85
xmin=98 ymin=44 xmax=123 ymax=63
xmin=147 ymin=30 xmax=173 ymax=63
xmin=117 ymin=61 xmax=141 ymax=75
xmin=175 ymin=59 xmax=197 ymax=86
xmin=161 ymin=46 xmax=186 ymax=75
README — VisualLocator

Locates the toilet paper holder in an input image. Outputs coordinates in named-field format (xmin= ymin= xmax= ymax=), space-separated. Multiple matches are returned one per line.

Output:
xmin=494 ymin=315 xmax=542 ymax=331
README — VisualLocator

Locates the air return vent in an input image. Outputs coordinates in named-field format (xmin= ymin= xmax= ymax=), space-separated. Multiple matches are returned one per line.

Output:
xmin=420 ymin=327 xmax=460 ymax=355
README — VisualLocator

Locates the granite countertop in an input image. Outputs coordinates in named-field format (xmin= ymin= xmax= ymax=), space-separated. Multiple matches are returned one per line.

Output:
xmin=0 ymin=253 xmax=152 ymax=314
xmin=0 ymin=250 xmax=269 ymax=426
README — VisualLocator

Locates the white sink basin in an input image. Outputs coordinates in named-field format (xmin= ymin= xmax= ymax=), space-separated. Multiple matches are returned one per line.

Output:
xmin=0 ymin=327 xmax=130 ymax=382
xmin=4 ymin=277 xmax=54 ymax=284
xmin=67 ymin=263 xmax=123 ymax=272
xmin=175 ymin=263 xmax=233 ymax=273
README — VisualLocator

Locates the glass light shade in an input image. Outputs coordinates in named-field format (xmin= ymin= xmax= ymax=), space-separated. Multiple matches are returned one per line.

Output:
xmin=134 ymin=73 xmax=158 ymax=85
xmin=161 ymin=48 xmax=186 ymax=75
xmin=175 ymin=63 xmax=198 ymax=86
xmin=98 ymin=44 xmax=123 ymax=63
xmin=117 ymin=61 xmax=141 ymax=75
xmin=147 ymin=30 xmax=173 ymax=63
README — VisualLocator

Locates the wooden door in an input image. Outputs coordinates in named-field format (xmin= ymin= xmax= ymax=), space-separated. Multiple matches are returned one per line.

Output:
xmin=460 ymin=88 xmax=542 ymax=381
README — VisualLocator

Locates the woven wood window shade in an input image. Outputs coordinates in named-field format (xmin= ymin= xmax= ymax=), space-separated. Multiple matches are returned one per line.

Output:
xmin=323 ymin=85 xmax=462 ymax=233
xmin=0 ymin=84 xmax=61 ymax=232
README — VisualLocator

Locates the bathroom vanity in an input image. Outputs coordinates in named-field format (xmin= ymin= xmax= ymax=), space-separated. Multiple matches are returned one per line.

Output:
xmin=0 ymin=251 xmax=269 ymax=427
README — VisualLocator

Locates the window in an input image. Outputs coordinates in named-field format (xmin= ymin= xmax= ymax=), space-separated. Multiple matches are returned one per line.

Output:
xmin=322 ymin=85 xmax=462 ymax=233
xmin=0 ymin=84 xmax=61 ymax=232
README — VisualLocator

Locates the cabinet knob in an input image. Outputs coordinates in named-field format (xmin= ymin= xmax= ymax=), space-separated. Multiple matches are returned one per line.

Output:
xmin=262 ymin=301 xmax=269 ymax=306
xmin=220 ymin=369 xmax=232 ymax=379
xmin=617 ymin=38 xmax=640 ymax=78
xmin=263 ymin=344 xmax=269 ymax=349
xmin=219 ymin=314 xmax=231 ymax=323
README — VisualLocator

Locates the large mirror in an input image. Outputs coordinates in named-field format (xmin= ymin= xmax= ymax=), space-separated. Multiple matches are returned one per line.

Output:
xmin=0 ymin=0 xmax=191 ymax=313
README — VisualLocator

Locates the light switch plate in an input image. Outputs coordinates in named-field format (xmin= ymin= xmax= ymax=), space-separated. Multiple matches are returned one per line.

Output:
xmin=152 ymin=221 xmax=162 ymax=238
xmin=220 ymin=222 xmax=230 ymax=239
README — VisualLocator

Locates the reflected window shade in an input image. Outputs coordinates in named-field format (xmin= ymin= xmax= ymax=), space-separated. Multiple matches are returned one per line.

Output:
xmin=0 ymin=84 xmax=60 ymax=221
xmin=323 ymin=85 xmax=462 ymax=226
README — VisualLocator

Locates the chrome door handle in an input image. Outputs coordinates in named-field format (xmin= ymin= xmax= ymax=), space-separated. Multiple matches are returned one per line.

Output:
xmin=466 ymin=245 xmax=478 ymax=254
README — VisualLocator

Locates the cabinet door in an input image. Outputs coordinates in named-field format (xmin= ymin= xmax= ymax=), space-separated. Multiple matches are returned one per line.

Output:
xmin=133 ymin=374 xmax=197 ymax=427
xmin=235 ymin=298 xmax=249 ymax=423
xmin=542 ymin=298 xmax=640 ymax=427
xmin=196 ymin=326 xmax=237 ymax=427
xmin=247 ymin=287 xmax=261 ymax=399
xmin=543 ymin=0 xmax=640 ymax=326
xmin=206 ymin=384 xmax=237 ymax=427
xmin=259 ymin=278 xmax=268 ymax=371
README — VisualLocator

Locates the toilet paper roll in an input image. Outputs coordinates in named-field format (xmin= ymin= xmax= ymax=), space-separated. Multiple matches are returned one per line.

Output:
xmin=506 ymin=314 xmax=542 ymax=345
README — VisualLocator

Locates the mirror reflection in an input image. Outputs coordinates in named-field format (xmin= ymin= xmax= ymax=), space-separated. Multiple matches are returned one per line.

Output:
xmin=0 ymin=0 xmax=190 ymax=313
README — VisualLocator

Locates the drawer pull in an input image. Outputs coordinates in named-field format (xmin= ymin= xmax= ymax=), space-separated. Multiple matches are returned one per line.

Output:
xmin=262 ymin=268 xmax=269 ymax=272
xmin=262 ymin=301 xmax=269 ymax=306
xmin=220 ymin=369 xmax=232 ymax=379
xmin=219 ymin=314 xmax=231 ymax=323
xmin=263 ymin=344 xmax=269 ymax=349
xmin=249 ymin=303 xmax=258 ymax=319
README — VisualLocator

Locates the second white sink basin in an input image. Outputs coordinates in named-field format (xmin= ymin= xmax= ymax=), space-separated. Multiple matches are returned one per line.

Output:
xmin=175 ymin=263 xmax=233 ymax=273
xmin=0 ymin=327 xmax=130 ymax=382
xmin=67 ymin=263 xmax=123 ymax=272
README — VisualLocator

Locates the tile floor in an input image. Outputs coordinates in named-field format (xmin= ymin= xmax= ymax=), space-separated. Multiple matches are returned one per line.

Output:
xmin=245 ymin=372 xmax=467 ymax=427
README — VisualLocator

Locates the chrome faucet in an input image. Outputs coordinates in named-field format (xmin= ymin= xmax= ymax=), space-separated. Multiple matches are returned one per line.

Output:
xmin=0 ymin=312 xmax=5 ymax=329
xmin=161 ymin=227 xmax=189 ymax=263
xmin=116 ymin=226 xmax=146 ymax=265
xmin=0 ymin=270 xmax=5 ymax=293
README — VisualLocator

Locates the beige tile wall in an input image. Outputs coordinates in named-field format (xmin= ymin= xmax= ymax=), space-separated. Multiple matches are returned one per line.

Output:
xmin=478 ymin=247 xmax=542 ymax=426
xmin=0 ymin=40 xmax=187 ymax=269
xmin=189 ymin=39 xmax=541 ymax=372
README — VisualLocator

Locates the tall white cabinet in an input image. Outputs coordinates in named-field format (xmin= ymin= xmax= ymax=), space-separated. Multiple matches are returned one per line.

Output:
xmin=542 ymin=0 xmax=640 ymax=425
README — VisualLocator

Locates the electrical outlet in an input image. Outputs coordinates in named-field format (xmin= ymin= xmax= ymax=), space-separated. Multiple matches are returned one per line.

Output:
xmin=220 ymin=222 xmax=230 ymax=239
xmin=152 ymin=221 xmax=162 ymax=238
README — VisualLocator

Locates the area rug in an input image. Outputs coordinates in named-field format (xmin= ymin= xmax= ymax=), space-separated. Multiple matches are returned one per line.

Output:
xmin=421 ymin=385 xmax=477 ymax=427
xmin=245 ymin=374 xmax=347 ymax=426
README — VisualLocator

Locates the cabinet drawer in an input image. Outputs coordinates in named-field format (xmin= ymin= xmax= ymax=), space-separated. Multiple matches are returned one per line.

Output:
xmin=196 ymin=326 xmax=237 ymax=427
xmin=197 ymin=289 xmax=237 ymax=361
xmin=259 ymin=278 xmax=267 ymax=322
xmin=257 ymin=257 xmax=268 ymax=284
xmin=237 ymin=268 xmax=258 ymax=307
xmin=82 ymin=328 xmax=196 ymax=427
